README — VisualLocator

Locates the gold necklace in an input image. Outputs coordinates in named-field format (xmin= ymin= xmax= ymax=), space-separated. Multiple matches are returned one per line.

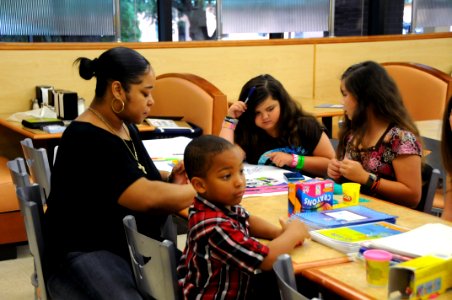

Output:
xmin=88 ymin=107 xmax=147 ymax=175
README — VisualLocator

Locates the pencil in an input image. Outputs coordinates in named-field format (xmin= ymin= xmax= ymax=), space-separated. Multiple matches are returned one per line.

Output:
xmin=293 ymin=256 xmax=353 ymax=273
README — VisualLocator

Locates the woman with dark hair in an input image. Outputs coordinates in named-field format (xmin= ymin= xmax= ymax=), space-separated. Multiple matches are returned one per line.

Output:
xmin=45 ymin=47 xmax=195 ymax=299
xmin=441 ymin=96 xmax=452 ymax=221
xmin=327 ymin=61 xmax=422 ymax=208
xmin=220 ymin=74 xmax=335 ymax=177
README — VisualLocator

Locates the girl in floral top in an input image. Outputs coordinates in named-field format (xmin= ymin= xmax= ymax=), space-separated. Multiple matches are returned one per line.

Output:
xmin=327 ymin=61 xmax=423 ymax=208
xmin=441 ymin=96 xmax=452 ymax=221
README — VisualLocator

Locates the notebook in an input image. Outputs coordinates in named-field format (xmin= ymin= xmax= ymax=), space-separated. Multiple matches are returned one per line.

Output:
xmin=145 ymin=118 xmax=194 ymax=132
xmin=22 ymin=117 xmax=64 ymax=129
xmin=291 ymin=205 xmax=397 ymax=230
xmin=364 ymin=223 xmax=452 ymax=258
xmin=310 ymin=221 xmax=408 ymax=253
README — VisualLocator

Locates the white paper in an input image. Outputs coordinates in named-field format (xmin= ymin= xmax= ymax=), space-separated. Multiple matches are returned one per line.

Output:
xmin=368 ymin=223 xmax=452 ymax=258
xmin=7 ymin=106 xmax=57 ymax=122
xmin=323 ymin=210 xmax=368 ymax=221
xmin=143 ymin=136 xmax=192 ymax=159
xmin=143 ymin=138 xmax=310 ymax=197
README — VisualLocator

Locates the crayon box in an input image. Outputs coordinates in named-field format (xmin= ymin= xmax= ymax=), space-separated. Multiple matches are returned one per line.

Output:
xmin=288 ymin=179 xmax=334 ymax=214
xmin=388 ymin=255 xmax=452 ymax=300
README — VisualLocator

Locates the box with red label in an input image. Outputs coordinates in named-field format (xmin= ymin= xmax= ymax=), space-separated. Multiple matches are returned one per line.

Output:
xmin=288 ymin=179 xmax=334 ymax=215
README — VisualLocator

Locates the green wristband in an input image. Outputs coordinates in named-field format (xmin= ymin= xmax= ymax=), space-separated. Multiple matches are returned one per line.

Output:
xmin=296 ymin=155 xmax=305 ymax=170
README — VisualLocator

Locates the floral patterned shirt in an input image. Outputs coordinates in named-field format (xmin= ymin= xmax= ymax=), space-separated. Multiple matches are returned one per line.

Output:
xmin=345 ymin=126 xmax=422 ymax=180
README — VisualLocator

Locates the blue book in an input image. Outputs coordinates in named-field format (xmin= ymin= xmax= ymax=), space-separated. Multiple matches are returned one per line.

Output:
xmin=291 ymin=205 xmax=397 ymax=230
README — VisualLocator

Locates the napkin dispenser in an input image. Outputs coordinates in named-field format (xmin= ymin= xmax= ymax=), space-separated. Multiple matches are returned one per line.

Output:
xmin=36 ymin=85 xmax=54 ymax=106
xmin=53 ymin=90 xmax=78 ymax=120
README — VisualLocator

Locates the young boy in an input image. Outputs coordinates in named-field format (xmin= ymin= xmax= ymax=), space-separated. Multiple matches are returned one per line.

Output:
xmin=178 ymin=135 xmax=310 ymax=299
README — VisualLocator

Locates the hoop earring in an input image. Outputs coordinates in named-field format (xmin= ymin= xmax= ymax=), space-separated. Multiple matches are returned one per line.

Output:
xmin=111 ymin=98 xmax=125 ymax=114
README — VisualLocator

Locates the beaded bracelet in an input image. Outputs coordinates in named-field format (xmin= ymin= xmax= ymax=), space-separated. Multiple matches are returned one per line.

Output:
xmin=223 ymin=116 xmax=238 ymax=130
xmin=224 ymin=116 xmax=238 ymax=124
xmin=291 ymin=154 xmax=299 ymax=168
xmin=222 ymin=121 xmax=237 ymax=130
xmin=370 ymin=177 xmax=380 ymax=192
xmin=296 ymin=155 xmax=305 ymax=170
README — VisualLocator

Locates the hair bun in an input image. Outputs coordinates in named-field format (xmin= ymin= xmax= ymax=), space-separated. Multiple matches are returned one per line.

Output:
xmin=91 ymin=58 xmax=98 ymax=75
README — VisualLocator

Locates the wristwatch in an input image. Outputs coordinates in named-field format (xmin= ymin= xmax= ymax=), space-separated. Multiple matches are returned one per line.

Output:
xmin=365 ymin=173 xmax=378 ymax=189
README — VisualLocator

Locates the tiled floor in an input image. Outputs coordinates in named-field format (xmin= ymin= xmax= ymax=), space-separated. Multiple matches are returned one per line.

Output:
xmin=0 ymin=245 xmax=34 ymax=299
xmin=0 ymin=235 xmax=187 ymax=300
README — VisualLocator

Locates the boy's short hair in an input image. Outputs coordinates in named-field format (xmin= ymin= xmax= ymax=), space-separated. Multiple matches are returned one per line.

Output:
xmin=184 ymin=135 xmax=235 ymax=180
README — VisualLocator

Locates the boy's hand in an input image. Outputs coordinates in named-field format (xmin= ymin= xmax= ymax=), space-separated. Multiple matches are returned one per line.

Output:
xmin=279 ymin=218 xmax=311 ymax=246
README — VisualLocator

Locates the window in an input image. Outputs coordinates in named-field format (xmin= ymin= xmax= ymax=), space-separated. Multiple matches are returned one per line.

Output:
xmin=0 ymin=0 xmax=450 ymax=43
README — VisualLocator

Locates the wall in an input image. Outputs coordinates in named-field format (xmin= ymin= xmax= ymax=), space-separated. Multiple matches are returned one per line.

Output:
xmin=0 ymin=33 xmax=451 ymax=116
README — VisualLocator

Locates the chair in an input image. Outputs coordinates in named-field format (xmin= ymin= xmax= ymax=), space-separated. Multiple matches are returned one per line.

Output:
xmin=52 ymin=145 xmax=59 ymax=166
xmin=150 ymin=73 xmax=228 ymax=135
xmin=16 ymin=184 xmax=48 ymax=300
xmin=0 ymin=156 xmax=28 ymax=253
xmin=7 ymin=157 xmax=32 ymax=214
xmin=20 ymin=138 xmax=51 ymax=202
xmin=329 ymin=138 xmax=339 ymax=151
xmin=122 ymin=215 xmax=179 ymax=300
xmin=418 ymin=163 xmax=441 ymax=215
xmin=7 ymin=157 xmax=31 ymax=189
xmin=273 ymin=254 xmax=316 ymax=300
xmin=382 ymin=62 xmax=452 ymax=121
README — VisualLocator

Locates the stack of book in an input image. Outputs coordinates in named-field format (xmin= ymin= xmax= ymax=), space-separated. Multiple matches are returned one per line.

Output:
xmin=310 ymin=221 xmax=408 ymax=254
xmin=295 ymin=205 xmax=452 ymax=260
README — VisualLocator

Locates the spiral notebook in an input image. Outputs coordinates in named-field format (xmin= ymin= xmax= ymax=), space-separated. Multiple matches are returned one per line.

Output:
xmin=310 ymin=221 xmax=408 ymax=253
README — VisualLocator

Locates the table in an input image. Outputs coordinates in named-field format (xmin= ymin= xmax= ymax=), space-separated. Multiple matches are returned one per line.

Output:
xmin=300 ymin=99 xmax=344 ymax=138
xmin=0 ymin=115 xmax=156 ymax=159
xmin=241 ymin=194 xmax=452 ymax=300
xmin=416 ymin=119 xmax=441 ymax=141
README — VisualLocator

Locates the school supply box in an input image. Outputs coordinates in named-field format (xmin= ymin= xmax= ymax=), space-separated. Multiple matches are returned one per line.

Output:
xmin=288 ymin=179 xmax=334 ymax=214
xmin=388 ymin=255 xmax=452 ymax=300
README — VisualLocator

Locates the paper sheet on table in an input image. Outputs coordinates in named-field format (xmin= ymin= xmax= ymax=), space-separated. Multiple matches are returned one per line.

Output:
xmin=143 ymin=137 xmax=192 ymax=172
xmin=7 ymin=106 xmax=57 ymax=122
xmin=143 ymin=138 xmax=302 ymax=196
xmin=244 ymin=163 xmax=293 ymax=198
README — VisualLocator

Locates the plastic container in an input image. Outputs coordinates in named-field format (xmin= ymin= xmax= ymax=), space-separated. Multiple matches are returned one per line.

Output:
xmin=363 ymin=249 xmax=393 ymax=286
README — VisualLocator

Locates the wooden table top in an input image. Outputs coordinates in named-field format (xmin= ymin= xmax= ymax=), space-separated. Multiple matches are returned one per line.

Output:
xmin=416 ymin=119 xmax=442 ymax=141
xmin=298 ymin=98 xmax=344 ymax=118
xmin=0 ymin=116 xmax=156 ymax=140
xmin=241 ymin=194 xmax=452 ymax=300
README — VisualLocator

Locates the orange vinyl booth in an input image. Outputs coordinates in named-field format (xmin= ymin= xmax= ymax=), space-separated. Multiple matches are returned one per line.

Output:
xmin=150 ymin=73 xmax=228 ymax=135
xmin=382 ymin=62 xmax=452 ymax=121
xmin=0 ymin=156 xmax=27 ymax=258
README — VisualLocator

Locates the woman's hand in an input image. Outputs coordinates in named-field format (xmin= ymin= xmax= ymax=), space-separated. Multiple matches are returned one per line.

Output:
xmin=170 ymin=161 xmax=189 ymax=184
xmin=327 ymin=158 xmax=342 ymax=180
xmin=227 ymin=101 xmax=247 ymax=119
xmin=266 ymin=152 xmax=293 ymax=168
